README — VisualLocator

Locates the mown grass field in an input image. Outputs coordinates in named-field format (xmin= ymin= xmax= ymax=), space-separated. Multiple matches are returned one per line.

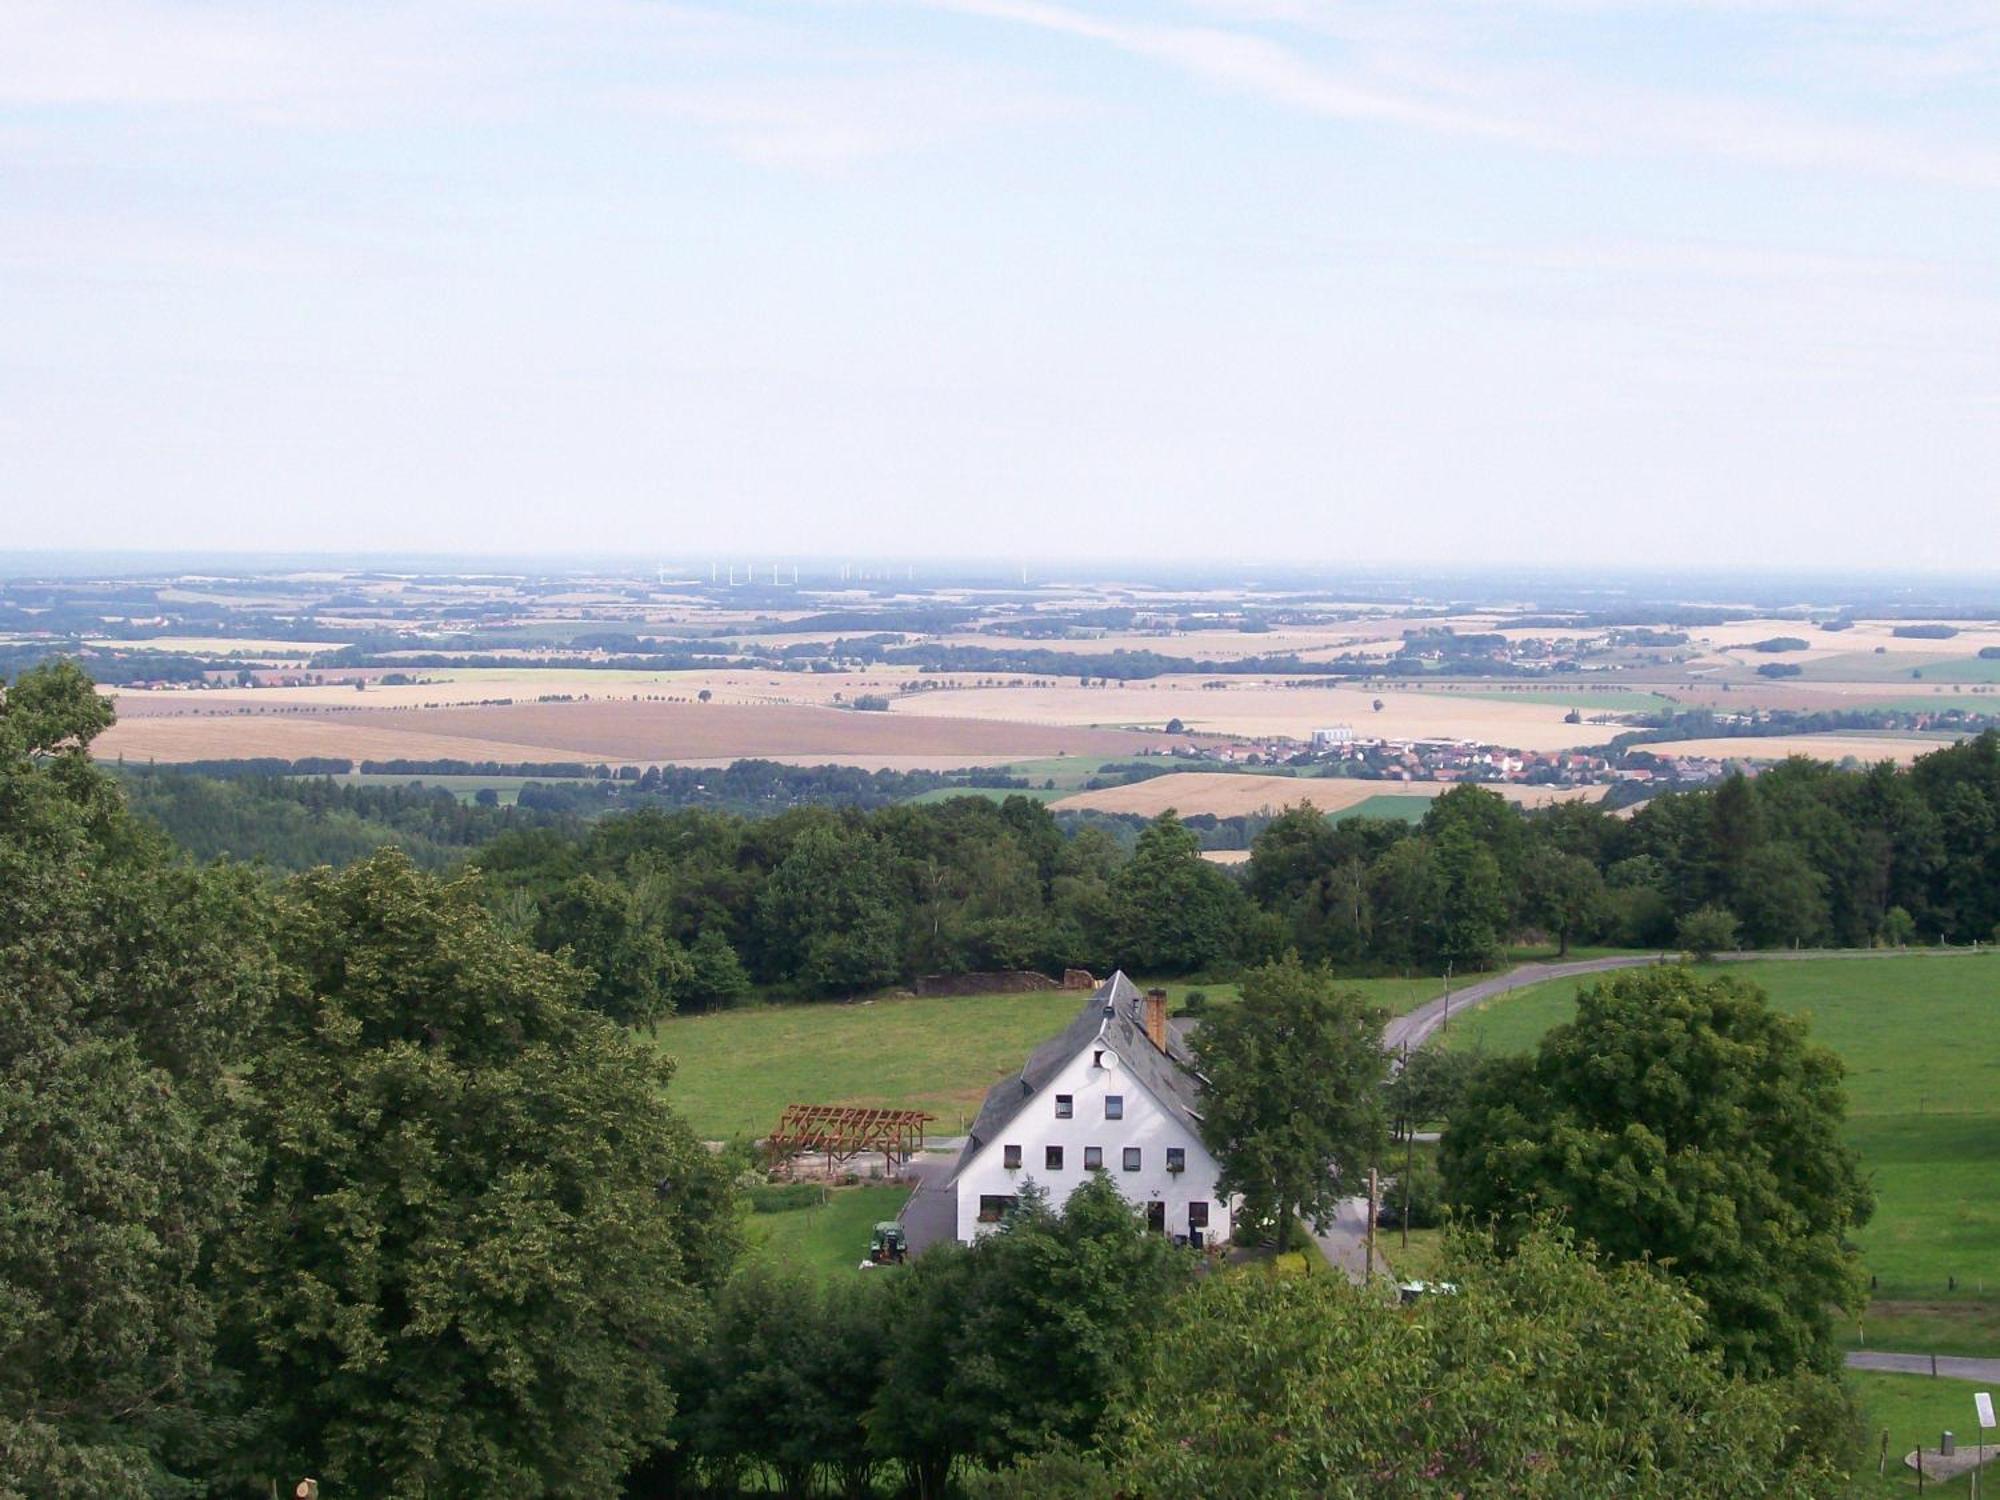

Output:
xmin=745 ymin=1185 xmax=911 ymax=1281
xmin=1843 ymin=1373 xmax=1991 ymax=1496
xmin=648 ymin=974 xmax=1461 ymax=1141
xmin=1437 ymin=953 xmax=2000 ymax=1346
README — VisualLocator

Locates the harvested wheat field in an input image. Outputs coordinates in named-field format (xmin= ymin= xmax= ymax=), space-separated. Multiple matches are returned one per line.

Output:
xmin=1053 ymin=773 xmax=1607 ymax=819
xmin=90 ymin=713 xmax=595 ymax=768
xmin=92 ymin=697 xmax=1192 ymax=768
xmin=107 ymin=666 xmax=930 ymax=714
xmin=1651 ymin=734 xmax=1965 ymax=766
xmin=892 ymin=679 xmax=1620 ymax=751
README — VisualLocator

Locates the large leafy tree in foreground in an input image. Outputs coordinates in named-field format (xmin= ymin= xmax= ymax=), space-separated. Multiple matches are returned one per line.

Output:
xmin=870 ymin=1177 xmax=1191 ymax=1497
xmin=1193 ymin=955 xmax=1388 ymax=1238
xmin=221 ymin=850 xmax=733 ymax=1497
xmin=1441 ymin=966 xmax=1872 ymax=1375
xmin=0 ymin=664 xmax=275 ymax=1498
xmin=990 ymin=1228 xmax=1856 ymax=1498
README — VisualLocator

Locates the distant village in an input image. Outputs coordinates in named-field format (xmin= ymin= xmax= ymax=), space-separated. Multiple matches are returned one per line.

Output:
xmin=1149 ymin=724 xmax=1730 ymax=789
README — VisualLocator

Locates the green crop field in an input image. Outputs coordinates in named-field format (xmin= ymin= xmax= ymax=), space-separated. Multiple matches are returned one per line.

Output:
xmin=1436 ymin=953 xmax=2000 ymax=1349
xmin=987 ymin=755 xmax=1127 ymax=789
xmin=1917 ymin=657 xmax=2000 ymax=685
xmin=1331 ymin=794 xmax=1437 ymax=824
xmin=902 ymin=784 xmax=1067 ymax=805
xmin=745 ymin=1184 xmax=911 ymax=1281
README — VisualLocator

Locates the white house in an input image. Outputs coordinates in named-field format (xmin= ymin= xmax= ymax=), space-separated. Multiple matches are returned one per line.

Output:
xmin=948 ymin=972 xmax=1236 ymax=1247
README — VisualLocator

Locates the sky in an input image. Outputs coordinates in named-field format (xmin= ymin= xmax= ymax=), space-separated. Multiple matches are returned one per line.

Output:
xmin=2 ymin=0 xmax=1996 ymax=569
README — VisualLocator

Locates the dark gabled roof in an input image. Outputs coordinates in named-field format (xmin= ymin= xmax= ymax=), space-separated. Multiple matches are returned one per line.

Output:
xmin=949 ymin=971 xmax=1206 ymax=1182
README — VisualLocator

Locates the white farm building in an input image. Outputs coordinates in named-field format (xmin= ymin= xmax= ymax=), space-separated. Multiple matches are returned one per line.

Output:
xmin=946 ymin=972 xmax=1236 ymax=1247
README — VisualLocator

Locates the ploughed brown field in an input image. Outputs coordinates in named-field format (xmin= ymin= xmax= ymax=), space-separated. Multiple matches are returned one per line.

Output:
xmin=1053 ymin=772 xmax=1609 ymax=818
xmin=91 ymin=697 xmax=1196 ymax=768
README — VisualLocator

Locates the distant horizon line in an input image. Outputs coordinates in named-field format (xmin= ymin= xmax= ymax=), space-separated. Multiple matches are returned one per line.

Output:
xmin=3 ymin=548 xmax=1996 ymax=587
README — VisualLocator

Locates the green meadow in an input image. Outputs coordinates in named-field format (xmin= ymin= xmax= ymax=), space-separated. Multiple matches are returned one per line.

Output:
xmin=1843 ymin=1373 xmax=1992 ymax=1497
xmin=648 ymin=974 xmax=1459 ymax=1142
xmin=745 ymin=1184 xmax=911 ymax=1281
xmin=1438 ymin=953 xmax=2000 ymax=1349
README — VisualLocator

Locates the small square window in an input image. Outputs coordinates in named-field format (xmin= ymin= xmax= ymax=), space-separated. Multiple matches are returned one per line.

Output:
xmin=1054 ymin=1094 xmax=1073 ymax=1119
xmin=1122 ymin=1147 xmax=1141 ymax=1172
xmin=1104 ymin=1094 xmax=1124 ymax=1120
xmin=1046 ymin=1145 xmax=1064 ymax=1171
xmin=1084 ymin=1146 xmax=1104 ymax=1170
xmin=1166 ymin=1147 xmax=1186 ymax=1174
xmin=1003 ymin=1144 xmax=1022 ymax=1170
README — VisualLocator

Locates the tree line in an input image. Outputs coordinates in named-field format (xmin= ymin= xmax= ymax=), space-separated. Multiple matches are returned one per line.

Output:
xmin=118 ymin=731 xmax=2000 ymax=1021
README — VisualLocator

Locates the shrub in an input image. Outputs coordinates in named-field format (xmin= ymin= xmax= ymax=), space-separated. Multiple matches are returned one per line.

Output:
xmin=747 ymin=1181 xmax=829 ymax=1213
xmin=1677 ymin=904 xmax=1741 ymax=960
xmin=1376 ymin=1154 xmax=1443 ymax=1230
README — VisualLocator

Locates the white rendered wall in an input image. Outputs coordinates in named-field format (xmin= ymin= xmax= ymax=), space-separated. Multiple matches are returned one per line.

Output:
xmin=952 ymin=1042 xmax=1234 ymax=1245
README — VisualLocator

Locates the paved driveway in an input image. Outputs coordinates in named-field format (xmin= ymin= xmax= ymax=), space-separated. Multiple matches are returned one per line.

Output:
xmin=896 ymin=1150 xmax=960 ymax=1255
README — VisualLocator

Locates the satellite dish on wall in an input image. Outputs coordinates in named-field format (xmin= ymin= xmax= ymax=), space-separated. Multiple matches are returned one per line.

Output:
xmin=1095 ymin=1048 xmax=1119 ymax=1070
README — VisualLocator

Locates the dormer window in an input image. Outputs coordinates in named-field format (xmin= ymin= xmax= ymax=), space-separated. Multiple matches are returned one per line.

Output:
xmin=1054 ymin=1094 xmax=1073 ymax=1119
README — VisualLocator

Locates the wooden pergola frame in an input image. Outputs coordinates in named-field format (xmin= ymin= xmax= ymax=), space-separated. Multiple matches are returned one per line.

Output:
xmin=767 ymin=1104 xmax=935 ymax=1177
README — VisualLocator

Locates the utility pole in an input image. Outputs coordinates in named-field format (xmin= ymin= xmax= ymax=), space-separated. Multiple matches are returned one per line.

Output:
xmin=1365 ymin=1167 xmax=1378 ymax=1281
xmin=1403 ymin=1043 xmax=1414 ymax=1253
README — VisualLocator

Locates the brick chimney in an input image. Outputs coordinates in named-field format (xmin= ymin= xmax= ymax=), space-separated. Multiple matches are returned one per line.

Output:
xmin=1142 ymin=988 xmax=1170 ymax=1053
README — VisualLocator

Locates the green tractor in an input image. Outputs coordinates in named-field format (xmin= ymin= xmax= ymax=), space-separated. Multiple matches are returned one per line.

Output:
xmin=866 ymin=1221 xmax=908 ymax=1266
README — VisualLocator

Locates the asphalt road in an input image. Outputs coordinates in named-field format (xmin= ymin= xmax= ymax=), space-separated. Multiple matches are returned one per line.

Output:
xmin=1383 ymin=953 xmax=1666 ymax=1057
xmin=1845 ymin=1350 xmax=2000 ymax=1382
xmin=1325 ymin=946 xmax=1955 ymax=1278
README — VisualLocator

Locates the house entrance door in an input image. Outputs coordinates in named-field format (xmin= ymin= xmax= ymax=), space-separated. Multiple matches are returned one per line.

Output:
xmin=1146 ymin=1201 xmax=1166 ymax=1233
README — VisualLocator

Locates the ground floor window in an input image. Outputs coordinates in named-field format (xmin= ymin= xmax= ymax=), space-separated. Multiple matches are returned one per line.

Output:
xmin=1188 ymin=1200 xmax=1210 ymax=1229
xmin=978 ymin=1194 xmax=1019 ymax=1224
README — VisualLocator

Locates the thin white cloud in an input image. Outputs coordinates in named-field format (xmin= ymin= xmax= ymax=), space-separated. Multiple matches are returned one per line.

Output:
xmin=919 ymin=0 xmax=2000 ymax=187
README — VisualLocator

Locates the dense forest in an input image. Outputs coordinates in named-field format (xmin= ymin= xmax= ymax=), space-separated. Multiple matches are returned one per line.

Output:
xmin=116 ymin=728 xmax=2000 ymax=1020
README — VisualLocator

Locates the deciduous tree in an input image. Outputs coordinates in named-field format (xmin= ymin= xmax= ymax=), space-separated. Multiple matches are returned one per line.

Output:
xmin=1440 ymin=966 xmax=1872 ymax=1375
xmin=221 ymin=851 xmax=731 ymax=1496
xmin=1193 ymin=955 xmax=1387 ymax=1237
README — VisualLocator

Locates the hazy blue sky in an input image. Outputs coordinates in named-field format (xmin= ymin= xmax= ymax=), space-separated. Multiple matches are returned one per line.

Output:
xmin=3 ymin=1 xmax=1995 ymax=566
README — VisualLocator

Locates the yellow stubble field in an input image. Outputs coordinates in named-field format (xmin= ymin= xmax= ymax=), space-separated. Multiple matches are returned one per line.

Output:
xmin=1053 ymin=773 xmax=1608 ymax=819
xmin=889 ymin=678 xmax=1621 ymax=752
